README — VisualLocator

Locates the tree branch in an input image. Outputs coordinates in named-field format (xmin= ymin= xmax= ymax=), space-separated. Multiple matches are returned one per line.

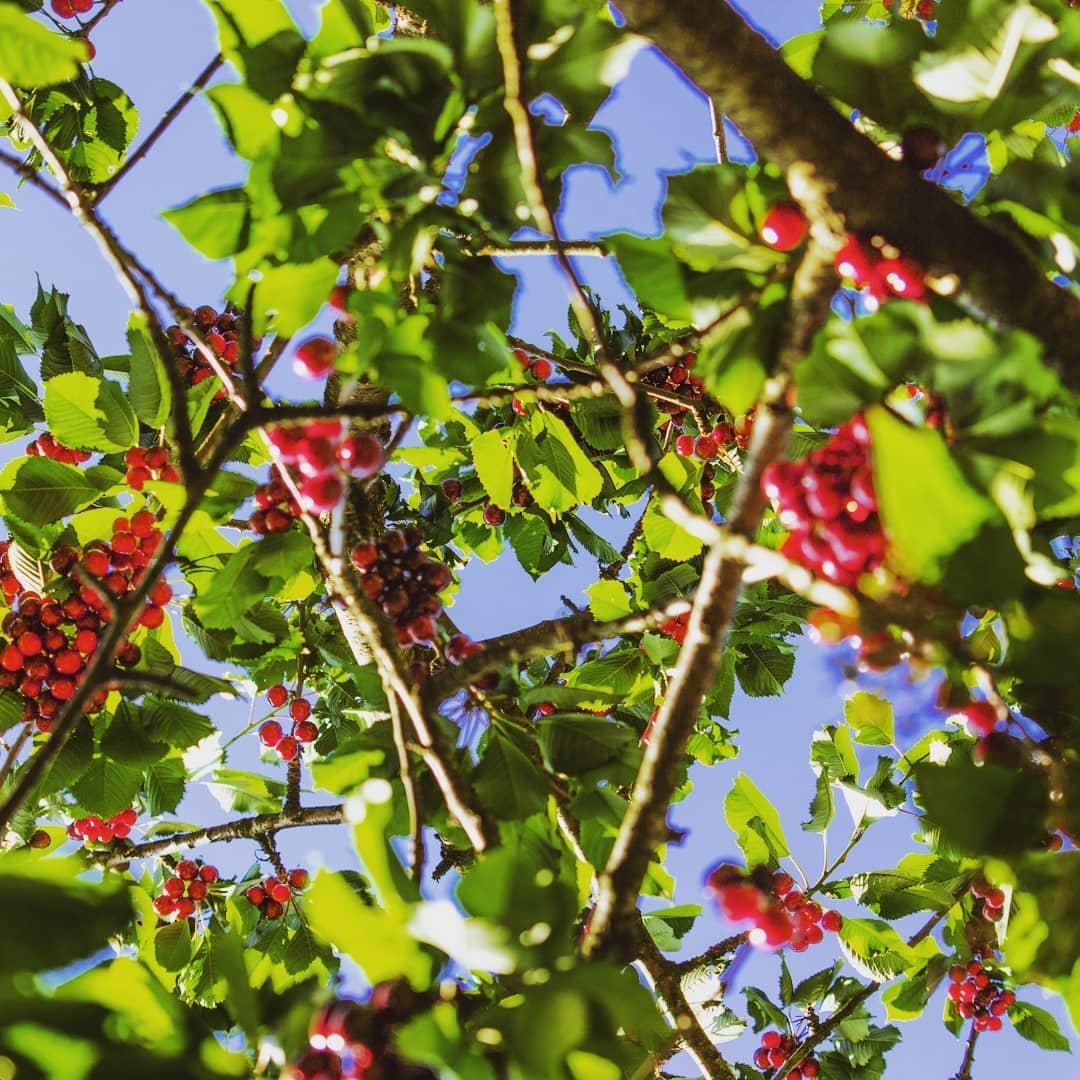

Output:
xmin=617 ymin=0 xmax=1080 ymax=386
xmin=952 ymin=1025 xmax=980 ymax=1080
xmin=94 ymin=804 xmax=346 ymax=868
xmin=582 ymin=170 xmax=843 ymax=958
xmin=93 ymin=53 xmax=224 ymax=204
xmin=0 ymin=147 xmax=69 ymax=210
xmin=633 ymin=914 xmax=736 ymax=1080
xmin=420 ymin=597 xmax=695 ymax=708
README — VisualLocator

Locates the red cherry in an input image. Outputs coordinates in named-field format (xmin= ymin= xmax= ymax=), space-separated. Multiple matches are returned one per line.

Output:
xmin=269 ymin=881 xmax=292 ymax=904
xmin=259 ymin=720 xmax=284 ymax=747
xmin=163 ymin=877 xmax=186 ymax=899
xmin=153 ymin=896 xmax=177 ymax=917
xmin=878 ymin=256 xmax=926 ymax=301
xmin=529 ymin=358 xmax=553 ymax=381
xmin=762 ymin=1032 xmax=782 ymax=1049
xmin=51 ymin=0 xmax=76 ymax=18
xmin=772 ymin=872 xmax=794 ymax=896
xmin=293 ymin=336 xmax=338 ymax=379
xmin=267 ymin=684 xmax=289 ymax=708
xmin=288 ymin=868 xmax=309 ymax=890
xmin=694 ymin=435 xmax=718 ymax=460
xmin=74 ymin=629 xmax=98 ymax=654
xmin=674 ymin=433 xmax=695 ymax=457
xmin=176 ymin=860 xmax=198 ymax=881
xmin=483 ymin=505 xmax=506 ymax=527
xmin=512 ymin=348 xmax=531 ymax=369
xmin=245 ymin=885 xmax=266 ymax=906
xmin=289 ymin=699 xmax=312 ymax=722
xmin=441 ymin=478 xmax=463 ymax=502
xmin=277 ymin=735 xmax=300 ymax=761
xmin=294 ymin=720 xmax=318 ymax=743
xmin=821 ymin=909 xmax=843 ymax=932
xmin=263 ymin=899 xmax=284 ymax=919
xmin=760 ymin=203 xmax=807 ymax=251
xmin=338 ymin=434 xmax=384 ymax=478
xmin=299 ymin=473 xmax=344 ymax=513
xmin=187 ymin=880 xmax=209 ymax=901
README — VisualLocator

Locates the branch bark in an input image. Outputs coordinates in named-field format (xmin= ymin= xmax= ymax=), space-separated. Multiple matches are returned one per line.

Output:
xmin=617 ymin=0 xmax=1080 ymax=387
xmin=582 ymin=173 xmax=843 ymax=958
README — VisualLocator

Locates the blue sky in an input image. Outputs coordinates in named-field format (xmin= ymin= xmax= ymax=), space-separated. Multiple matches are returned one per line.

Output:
xmin=0 ymin=0 xmax=1074 ymax=1074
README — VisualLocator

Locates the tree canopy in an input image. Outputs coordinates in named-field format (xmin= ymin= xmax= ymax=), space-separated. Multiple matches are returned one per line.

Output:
xmin=1 ymin=0 xmax=1080 ymax=1078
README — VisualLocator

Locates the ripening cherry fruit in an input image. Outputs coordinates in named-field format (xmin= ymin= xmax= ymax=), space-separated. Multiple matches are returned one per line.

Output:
xmin=483 ymin=504 xmax=506 ymax=527
xmin=821 ymin=909 xmax=843 ymax=932
xmin=51 ymin=0 xmax=76 ymax=17
xmin=338 ymin=434 xmax=383 ymax=478
xmin=441 ymin=478 xmax=463 ymax=502
xmin=294 ymin=720 xmax=318 ymax=743
xmin=675 ymin=433 xmax=695 ymax=457
xmin=269 ymin=881 xmax=292 ymax=904
xmin=288 ymin=868 xmax=309 ymax=890
xmin=760 ymin=202 xmax=807 ymax=251
xmin=529 ymin=358 xmax=553 ymax=381
xmin=267 ymin=684 xmax=289 ymax=708
xmin=176 ymin=860 xmax=198 ymax=881
xmin=277 ymin=735 xmax=300 ymax=761
xmin=259 ymin=720 xmax=284 ymax=747
xmin=292 ymin=336 xmax=338 ymax=379
xmin=245 ymin=885 xmax=266 ymax=906
xmin=289 ymin=699 xmax=312 ymax=722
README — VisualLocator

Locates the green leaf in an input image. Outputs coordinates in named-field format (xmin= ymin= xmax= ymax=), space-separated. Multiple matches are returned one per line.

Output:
xmin=742 ymin=986 xmax=790 ymax=1033
xmin=803 ymin=769 xmax=835 ymax=833
xmin=163 ymin=187 xmax=250 ymax=260
xmin=0 ymin=455 xmax=102 ymax=525
xmin=44 ymin=371 xmax=137 ymax=452
xmin=208 ymin=768 xmax=287 ymax=814
xmin=471 ymin=427 xmax=516 ymax=509
xmin=474 ymin=733 xmax=550 ymax=819
xmin=0 ymin=851 xmax=131 ymax=974
xmin=570 ymin=396 xmax=627 ymax=451
xmin=641 ymin=904 xmax=702 ymax=952
xmin=915 ymin=754 xmax=1048 ymax=856
xmin=1009 ymin=1001 xmax=1071 ymax=1052
xmin=844 ymin=691 xmax=895 ymax=746
xmin=250 ymin=259 xmax=339 ymax=335
xmin=792 ymin=963 xmax=840 ymax=1006
xmin=586 ymin=580 xmax=632 ymax=621
xmin=837 ymin=918 xmax=917 ymax=982
xmin=867 ymin=404 xmax=996 ymax=583
xmin=607 ymin=233 xmax=693 ymax=325
xmin=735 ymin=641 xmax=794 ymax=697
xmin=305 ymin=870 xmax=431 ymax=987
xmin=725 ymin=773 xmax=789 ymax=866
xmin=537 ymin=714 xmax=636 ymax=775
xmin=642 ymin=498 xmax=703 ymax=561
xmin=154 ymin=920 xmax=192 ymax=973
xmin=143 ymin=757 xmax=187 ymax=815
xmin=72 ymin=757 xmax=142 ymax=816
xmin=0 ymin=6 xmax=88 ymax=87
xmin=517 ymin=410 xmax=603 ymax=514
xmin=127 ymin=312 xmax=172 ymax=428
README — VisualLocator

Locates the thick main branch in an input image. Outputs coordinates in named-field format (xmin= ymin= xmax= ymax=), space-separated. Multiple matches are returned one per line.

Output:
xmin=618 ymin=0 xmax=1080 ymax=386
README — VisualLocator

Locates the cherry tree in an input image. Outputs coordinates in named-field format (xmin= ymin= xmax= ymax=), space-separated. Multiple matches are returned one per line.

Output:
xmin=0 ymin=0 xmax=1079 ymax=1077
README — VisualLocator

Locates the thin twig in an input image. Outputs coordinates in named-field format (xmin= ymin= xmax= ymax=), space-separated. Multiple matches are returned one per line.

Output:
xmin=94 ymin=54 xmax=224 ymax=204
xmin=81 ymin=0 xmax=125 ymax=35
xmin=953 ymin=1025 xmax=980 ymax=1080
xmin=0 ymin=147 xmax=69 ymax=210
xmin=0 ymin=723 xmax=32 ymax=799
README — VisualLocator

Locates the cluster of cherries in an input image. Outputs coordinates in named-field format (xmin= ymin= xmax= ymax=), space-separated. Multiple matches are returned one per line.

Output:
xmin=124 ymin=446 xmax=180 ymax=490
xmin=753 ymin=1031 xmax=819 ymax=1079
xmin=512 ymin=347 xmax=553 ymax=382
xmin=285 ymin=982 xmax=437 ymax=1080
xmin=760 ymin=200 xmax=928 ymax=307
xmin=50 ymin=0 xmax=94 ymax=18
xmin=835 ymin=235 xmax=927 ymax=306
xmin=0 ymin=520 xmax=164 ymax=730
xmin=250 ymin=468 xmax=301 ymax=535
xmin=245 ymin=868 xmax=308 ymax=921
xmin=658 ymin=610 xmax=691 ymax=645
xmin=946 ymin=959 xmax=1015 ymax=1032
xmin=969 ymin=875 xmax=1009 ymax=925
xmin=167 ymin=304 xmax=244 ymax=399
xmin=267 ymin=419 xmax=383 ymax=514
xmin=763 ymin=413 xmax=886 ymax=588
xmin=706 ymin=864 xmax=842 ymax=951
xmin=153 ymin=860 xmax=220 ymax=920
xmin=27 ymin=432 xmax=91 ymax=466
xmin=68 ymin=807 xmax=137 ymax=845
xmin=674 ymin=421 xmax=735 ymax=462
xmin=259 ymin=685 xmax=318 ymax=761
xmin=349 ymin=528 xmax=451 ymax=647
xmin=644 ymin=352 xmax=705 ymax=421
